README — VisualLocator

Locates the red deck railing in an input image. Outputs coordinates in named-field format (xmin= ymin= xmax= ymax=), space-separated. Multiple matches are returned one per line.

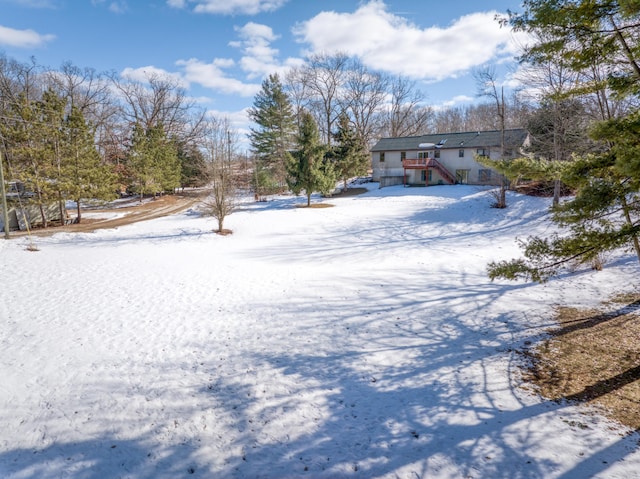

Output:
xmin=402 ymin=158 xmax=430 ymax=168
xmin=402 ymin=158 xmax=456 ymax=184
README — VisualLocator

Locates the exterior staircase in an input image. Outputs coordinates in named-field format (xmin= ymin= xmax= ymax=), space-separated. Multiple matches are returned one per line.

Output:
xmin=402 ymin=158 xmax=456 ymax=184
xmin=426 ymin=158 xmax=456 ymax=184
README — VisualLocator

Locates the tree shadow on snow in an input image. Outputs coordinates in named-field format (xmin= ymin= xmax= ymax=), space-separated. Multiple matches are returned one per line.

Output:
xmin=2 ymin=244 xmax=639 ymax=478
xmin=195 ymin=276 xmax=639 ymax=478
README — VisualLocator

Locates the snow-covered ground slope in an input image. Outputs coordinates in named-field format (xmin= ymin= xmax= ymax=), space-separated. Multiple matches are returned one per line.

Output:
xmin=1 ymin=184 xmax=639 ymax=479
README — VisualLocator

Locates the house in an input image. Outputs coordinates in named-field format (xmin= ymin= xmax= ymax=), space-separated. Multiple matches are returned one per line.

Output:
xmin=371 ymin=129 xmax=529 ymax=188
xmin=0 ymin=181 xmax=64 ymax=231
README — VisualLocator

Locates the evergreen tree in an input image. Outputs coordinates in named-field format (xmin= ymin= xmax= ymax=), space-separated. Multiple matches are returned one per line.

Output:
xmin=2 ymin=95 xmax=40 ymax=218
xmin=30 ymin=89 xmax=66 ymax=228
xmin=0 ymin=87 xmax=66 ymax=227
xmin=177 ymin=141 xmax=208 ymax=189
xmin=127 ymin=123 xmax=153 ymax=198
xmin=489 ymin=0 xmax=640 ymax=281
xmin=286 ymin=111 xmax=335 ymax=206
xmin=488 ymin=150 xmax=640 ymax=281
xmin=61 ymin=106 xmax=117 ymax=223
xmin=127 ymin=123 xmax=180 ymax=199
xmin=248 ymin=73 xmax=296 ymax=196
xmin=331 ymin=113 xmax=369 ymax=191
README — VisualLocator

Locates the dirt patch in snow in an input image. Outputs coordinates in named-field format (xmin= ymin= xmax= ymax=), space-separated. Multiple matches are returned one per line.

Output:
xmin=12 ymin=191 xmax=205 ymax=237
xmin=524 ymin=292 xmax=640 ymax=431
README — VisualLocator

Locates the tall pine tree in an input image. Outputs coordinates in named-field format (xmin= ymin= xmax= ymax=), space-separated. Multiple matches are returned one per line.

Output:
xmin=248 ymin=73 xmax=296 ymax=197
xmin=61 ymin=106 xmax=117 ymax=223
xmin=286 ymin=111 xmax=336 ymax=207
xmin=127 ymin=122 xmax=180 ymax=199
xmin=331 ymin=113 xmax=369 ymax=191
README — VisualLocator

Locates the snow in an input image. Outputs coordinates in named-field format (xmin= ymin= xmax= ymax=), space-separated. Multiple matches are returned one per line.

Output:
xmin=79 ymin=210 xmax=129 ymax=220
xmin=1 ymin=184 xmax=639 ymax=479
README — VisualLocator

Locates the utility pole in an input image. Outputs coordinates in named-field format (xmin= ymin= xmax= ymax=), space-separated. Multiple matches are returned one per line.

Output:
xmin=0 ymin=151 xmax=10 ymax=239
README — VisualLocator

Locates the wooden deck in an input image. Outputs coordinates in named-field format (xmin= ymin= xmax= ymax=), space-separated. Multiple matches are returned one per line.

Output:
xmin=401 ymin=158 xmax=456 ymax=184
xmin=402 ymin=158 xmax=432 ymax=169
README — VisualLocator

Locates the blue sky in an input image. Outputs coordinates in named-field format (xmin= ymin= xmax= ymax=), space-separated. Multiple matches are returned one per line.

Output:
xmin=0 ymin=0 xmax=527 ymax=133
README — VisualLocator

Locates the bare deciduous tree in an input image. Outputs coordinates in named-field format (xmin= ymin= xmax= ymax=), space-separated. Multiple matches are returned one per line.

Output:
xmin=47 ymin=62 xmax=113 ymax=118
xmin=295 ymin=52 xmax=349 ymax=146
xmin=284 ymin=66 xmax=310 ymax=129
xmin=342 ymin=59 xmax=388 ymax=148
xmin=203 ymin=116 xmax=238 ymax=234
xmin=381 ymin=76 xmax=432 ymax=137
xmin=516 ymin=39 xmax=597 ymax=204
xmin=45 ymin=62 xmax=123 ymax=178
xmin=110 ymin=70 xmax=205 ymax=144
xmin=475 ymin=66 xmax=508 ymax=207
xmin=475 ymin=67 xmax=506 ymax=152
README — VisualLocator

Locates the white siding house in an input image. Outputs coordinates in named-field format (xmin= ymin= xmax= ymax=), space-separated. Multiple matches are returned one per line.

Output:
xmin=371 ymin=129 xmax=529 ymax=187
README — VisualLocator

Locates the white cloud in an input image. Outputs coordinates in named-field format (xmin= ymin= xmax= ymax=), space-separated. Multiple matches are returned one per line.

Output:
xmin=189 ymin=95 xmax=215 ymax=105
xmin=228 ymin=21 xmax=304 ymax=80
xmin=176 ymin=58 xmax=260 ymax=97
xmin=108 ymin=2 xmax=128 ymax=13
xmin=121 ymin=66 xmax=190 ymax=89
xmin=207 ymin=107 xmax=250 ymax=127
xmin=293 ymin=0 xmax=526 ymax=82
xmin=0 ymin=25 xmax=55 ymax=48
xmin=169 ymin=21 xmax=300 ymax=99
xmin=91 ymin=0 xmax=128 ymax=13
xmin=5 ymin=0 xmax=56 ymax=7
xmin=235 ymin=21 xmax=278 ymax=43
xmin=231 ymin=22 xmax=283 ymax=79
xmin=440 ymin=95 xmax=475 ymax=109
xmin=120 ymin=22 xmax=282 ymax=100
xmin=167 ymin=0 xmax=289 ymax=15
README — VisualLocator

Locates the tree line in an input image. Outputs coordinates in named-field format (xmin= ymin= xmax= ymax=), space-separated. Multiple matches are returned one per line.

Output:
xmin=0 ymin=49 xmax=533 ymax=228
xmin=4 ymin=0 xmax=638 ymax=266
xmin=0 ymin=57 xmax=213 ymax=226
xmin=246 ymin=1 xmax=640 ymax=281
xmin=248 ymin=54 xmax=535 ymax=200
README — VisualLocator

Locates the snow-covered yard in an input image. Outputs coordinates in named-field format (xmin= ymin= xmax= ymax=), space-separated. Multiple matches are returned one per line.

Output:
xmin=1 ymin=184 xmax=639 ymax=479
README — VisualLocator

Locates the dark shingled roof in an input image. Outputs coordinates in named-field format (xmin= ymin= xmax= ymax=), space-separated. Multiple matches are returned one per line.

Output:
xmin=370 ymin=129 xmax=528 ymax=152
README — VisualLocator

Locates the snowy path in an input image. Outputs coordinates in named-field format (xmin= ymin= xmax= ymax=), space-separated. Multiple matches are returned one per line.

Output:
xmin=1 ymin=185 xmax=639 ymax=478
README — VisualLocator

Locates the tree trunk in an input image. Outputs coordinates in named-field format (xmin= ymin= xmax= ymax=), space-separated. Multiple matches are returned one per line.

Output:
xmin=76 ymin=199 xmax=82 ymax=224
xmin=35 ymin=188 xmax=48 ymax=229
xmin=307 ymin=192 xmax=311 ymax=206
xmin=621 ymin=195 xmax=640 ymax=264
xmin=553 ymin=179 xmax=561 ymax=206
xmin=38 ymin=203 xmax=47 ymax=228
xmin=500 ymin=184 xmax=506 ymax=208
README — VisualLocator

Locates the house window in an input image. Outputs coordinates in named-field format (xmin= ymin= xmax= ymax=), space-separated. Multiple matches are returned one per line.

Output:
xmin=479 ymin=169 xmax=492 ymax=183
xmin=456 ymin=169 xmax=470 ymax=184
xmin=459 ymin=149 xmax=465 ymax=158
xmin=434 ymin=150 xmax=440 ymax=159
xmin=418 ymin=151 xmax=429 ymax=159
xmin=401 ymin=151 xmax=406 ymax=161
xmin=477 ymin=148 xmax=489 ymax=157
xmin=379 ymin=152 xmax=385 ymax=162
xmin=421 ymin=170 xmax=432 ymax=182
